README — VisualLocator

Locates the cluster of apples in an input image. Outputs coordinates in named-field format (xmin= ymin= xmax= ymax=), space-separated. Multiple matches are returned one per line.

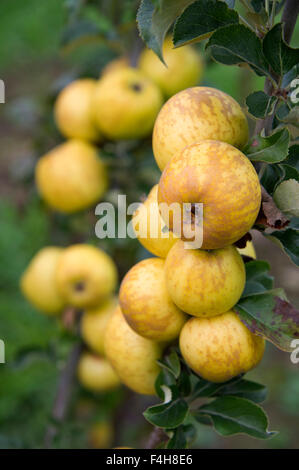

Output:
xmin=35 ymin=38 xmax=202 ymax=214
xmin=103 ymin=86 xmax=265 ymax=395
xmin=20 ymin=243 xmax=123 ymax=392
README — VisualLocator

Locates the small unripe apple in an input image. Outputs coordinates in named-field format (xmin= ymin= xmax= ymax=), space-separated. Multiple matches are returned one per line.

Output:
xmin=20 ymin=247 xmax=65 ymax=315
xmin=139 ymin=37 xmax=203 ymax=98
xmin=105 ymin=305 xmax=162 ymax=395
xmin=158 ymin=140 xmax=261 ymax=249
xmin=179 ymin=311 xmax=265 ymax=382
xmin=56 ymin=244 xmax=118 ymax=309
xmin=119 ymin=258 xmax=187 ymax=342
xmin=35 ymin=140 xmax=107 ymax=213
xmin=54 ymin=79 xmax=100 ymax=142
xmin=237 ymin=240 xmax=256 ymax=259
xmin=101 ymin=57 xmax=128 ymax=77
xmin=93 ymin=67 xmax=163 ymax=140
xmin=77 ymin=352 xmax=120 ymax=392
xmin=81 ymin=297 xmax=117 ymax=356
xmin=165 ymin=241 xmax=245 ymax=317
xmin=153 ymin=86 xmax=249 ymax=170
xmin=132 ymin=185 xmax=179 ymax=258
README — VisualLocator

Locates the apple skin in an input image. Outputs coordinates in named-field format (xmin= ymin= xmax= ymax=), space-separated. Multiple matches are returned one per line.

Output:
xmin=93 ymin=67 xmax=163 ymax=140
xmin=119 ymin=257 xmax=187 ymax=342
xmin=237 ymin=240 xmax=256 ymax=259
xmin=54 ymin=79 xmax=100 ymax=142
xmin=153 ymin=86 xmax=249 ymax=171
xmin=139 ymin=37 xmax=203 ymax=98
xmin=179 ymin=311 xmax=265 ymax=382
xmin=20 ymin=247 xmax=65 ymax=315
xmin=132 ymin=185 xmax=179 ymax=258
xmin=35 ymin=140 xmax=107 ymax=213
xmin=81 ymin=297 xmax=118 ymax=356
xmin=77 ymin=353 xmax=120 ymax=392
xmin=104 ymin=305 xmax=162 ymax=395
xmin=158 ymin=140 xmax=261 ymax=250
xmin=165 ymin=241 xmax=245 ymax=317
xmin=56 ymin=244 xmax=118 ymax=309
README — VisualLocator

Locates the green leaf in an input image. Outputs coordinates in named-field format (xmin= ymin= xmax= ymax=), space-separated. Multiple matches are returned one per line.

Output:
xmin=173 ymin=0 xmax=238 ymax=47
xmin=274 ymin=179 xmax=299 ymax=217
xmin=263 ymin=24 xmax=299 ymax=77
xmin=242 ymin=260 xmax=273 ymax=296
xmin=166 ymin=426 xmax=187 ymax=448
xmin=244 ymin=128 xmax=290 ymax=163
xmin=157 ymin=349 xmax=181 ymax=378
xmin=143 ymin=399 xmax=189 ymax=428
xmin=137 ymin=0 xmax=194 ymax=61
xmin=266 ymin=228 xmax=299 ymax=266
xmin=246 ymin=91 xmax=277 ymax=119
xmin=155 ymin=369 xmax=177 ymax=400
xmin=206 ymin=24 xmax=270 ymax=77
xmin=284 ymin=145 xmax=299 ymax=171
xmin=197 ymin=396 xmax=275 ymax=439
xmin=260 ymin=164 xmax=284 ymax=195
xmin=236 ymin=292 xmax=299 ymax=352
xmin=216 ymin=379 xmax=267 ymax=403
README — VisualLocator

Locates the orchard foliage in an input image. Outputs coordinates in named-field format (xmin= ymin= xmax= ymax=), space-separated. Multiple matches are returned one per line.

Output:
xmin=137 ymin=0 xmax=299 ymax=446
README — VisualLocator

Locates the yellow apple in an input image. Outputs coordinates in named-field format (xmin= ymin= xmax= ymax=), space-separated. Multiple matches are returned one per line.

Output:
xmin=54 ymin=79 xmax=100 ymax=142
xmin=35 ymin=140 xmax=107 ymax=213
xmin=88 ymin=421 xmax=114 ymax=449
xmin=104 ymin=305 xmax=162 ymax=395
xmin=119 ymin=258 xmax=187 ymax=342
xmin=237 ymin=240 xmax=256 ymax=259
xmin=179 ymin=311 xmax=265 ymax=382
xmin=78 ymin=352 xmax=120 ymax=392
xmin=101 ymin=57 xmax=128 ymax=77
xmin=81 ymin=297 xmax=118 ymax=355
xmin=139 ymin=37 xmax=203 ymax=98
xmin=93 ymin=67 xmax=163 ymax=140
xmin=20 ymin=247 xmax=65 ymax=315
xmin=56 ymin=244 xmax=118 ymax=309
xmin=132 ymin=185 xmax=179 ymax=258
xmin=165 ymin=241 xmax=245 ymax=317
xmin=158 ymin=140 xmax=261 ymax=249
xmin=153 ymin=86 xmax=249 ymax=170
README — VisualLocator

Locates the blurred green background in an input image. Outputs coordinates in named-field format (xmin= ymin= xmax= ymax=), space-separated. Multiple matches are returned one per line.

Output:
xmin=0 ymin=0 xmax=298 ymax=449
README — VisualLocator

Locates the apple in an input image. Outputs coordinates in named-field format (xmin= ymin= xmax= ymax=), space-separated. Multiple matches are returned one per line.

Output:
xmin=165 ymin=241 xmax=245 ymax=317
xmin=179 ymin=310 xmax=265 ymax=382
xmin=54 ymin=79 xmax=100 ymax=142
xmin=104 ymin=305 xmax=162 ymax=395
xmin=56 ymin=244 xmax=118 ymax=309
xmin=81 ymin=297 xmax=117 ymax=356
xmin=20 ymin=247 xmax=65 ymax=315
xmin=132 ymin=184 xmax=179 ymax=258
xmin=35 ymin=140 xmax=107 ymax=213
xmin=158 ymin=140 xmax=261 ymax=249
xmin=93 ymin=67 xmax=163 ymax=140
xmin=139 ymin=37 xmax=203 ymax=98
xmin=77 ymin=352 xmax=120 ymax=392
xmin=153 ymin=86 xmax=249 ymax=171
xmin=119 ymin=257 xmax=187 ymax=342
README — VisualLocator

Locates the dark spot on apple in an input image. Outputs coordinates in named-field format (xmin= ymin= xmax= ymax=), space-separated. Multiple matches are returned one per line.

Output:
xmin=74 ymin=280 xmax=85 ymax=292
xmin=131 ymin=82 xmax=142 ymax=92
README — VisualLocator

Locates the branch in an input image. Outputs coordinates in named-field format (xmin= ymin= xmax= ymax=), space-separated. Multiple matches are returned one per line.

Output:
xmin=44 ymin=342 xmax=83 ymax=448
xmin=145 ymin=427 xmax=168 ymax=449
